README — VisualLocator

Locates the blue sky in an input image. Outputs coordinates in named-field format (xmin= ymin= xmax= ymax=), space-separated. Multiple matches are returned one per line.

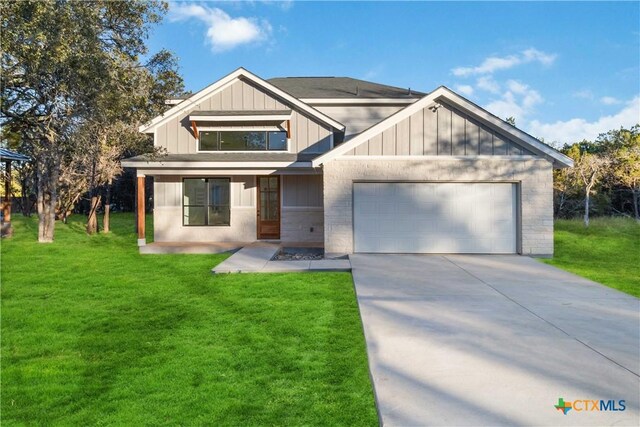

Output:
xmin=149 ymin=1 xmax=640 ymax=145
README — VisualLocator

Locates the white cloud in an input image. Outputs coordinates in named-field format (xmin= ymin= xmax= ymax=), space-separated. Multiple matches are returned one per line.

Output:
xmin=453 ymin=55 xmax=520 ymax=77
xmin=527 ymin=96 xmax=640 ymax=144
xmin=484 ymin=80 xmax=543 ymax=122
xmin=485 ymin=93 xmax=525 ymax=121
xmin=521 ymin=48 xmax=556 ymax=66
xmin=452 ymin=48 xmax=557 ymax=77
xmin=506 ymin=80 xmax=528 ymax=94
xmin=247 ymin=0 xmax=294 ymax=11
xmin=507 ymin=80 xmax=542 ymax=109
xmin=600 ymin=96 xmax=621 ymax=105
xmin=454 ymin=85 xmax=474 ymax=97
xmin=476 ymin=76 xmax=500 ymax=94
xmin=170 ymin=3 xmax=272 ymax=52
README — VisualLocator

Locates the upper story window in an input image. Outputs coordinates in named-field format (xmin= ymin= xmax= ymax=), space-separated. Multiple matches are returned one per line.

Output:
xmin=199 ymin=131 xmax=287 ymax=151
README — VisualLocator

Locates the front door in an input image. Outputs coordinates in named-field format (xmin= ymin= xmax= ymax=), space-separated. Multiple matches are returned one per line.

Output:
xmin=257 ymin=175 xmax=280 ymax=239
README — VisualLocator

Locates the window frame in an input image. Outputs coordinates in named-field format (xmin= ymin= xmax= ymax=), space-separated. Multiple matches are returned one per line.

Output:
xmin=182 ymin=177 xmax=231 ymax=227
xmin=196 ymin=129 xmax=289 ymax=152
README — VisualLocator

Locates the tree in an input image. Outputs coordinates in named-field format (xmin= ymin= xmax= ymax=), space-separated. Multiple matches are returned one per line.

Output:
xmin=552 ymin=166 xmax=573 ymax=218
xmin=569 ymin=144 xmax=610 ymax=226
xmin=1 ymin=0 xmax=173 ymax=242
xmin=612 ymin=146 xmax=640 ymax=220
xmin=599 ymin=126 xmax=640 ymax=220
xmin=83 ymin=50 xmax=182 ymax=234
xmin=554 ymin=144 xmax=583 ymax=218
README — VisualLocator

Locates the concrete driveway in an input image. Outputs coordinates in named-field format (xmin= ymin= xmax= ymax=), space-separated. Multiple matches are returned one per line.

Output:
xmin=350 ymin=255 xmax=639 ymax=426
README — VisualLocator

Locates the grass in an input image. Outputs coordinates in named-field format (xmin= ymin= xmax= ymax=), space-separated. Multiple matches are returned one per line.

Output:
xmin=1 ymin=213 xmax=378 ymax=426
xmin=542 ymin=217 xmax=640 ymax=297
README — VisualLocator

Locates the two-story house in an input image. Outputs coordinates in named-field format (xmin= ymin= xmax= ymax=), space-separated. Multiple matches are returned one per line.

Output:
xmin=122 ymin=67 xmax=572 ymax=256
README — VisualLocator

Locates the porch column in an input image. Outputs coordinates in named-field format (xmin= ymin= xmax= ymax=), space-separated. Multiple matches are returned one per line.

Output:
xmin=2 ymin=160 xmax=12 ymax=237
xmin=137 ymin=173 xmax=146 ymax=246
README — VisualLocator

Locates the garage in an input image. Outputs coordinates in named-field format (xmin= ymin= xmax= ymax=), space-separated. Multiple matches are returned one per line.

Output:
xmin=353 ymin=182 xmax=517 ymax=254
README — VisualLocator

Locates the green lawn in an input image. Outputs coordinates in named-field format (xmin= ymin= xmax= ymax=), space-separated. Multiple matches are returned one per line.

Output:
xmin=1 ymin=214 xmax=378 ymax=426
xmin=542 ymin=217 xmax=640 ymax=297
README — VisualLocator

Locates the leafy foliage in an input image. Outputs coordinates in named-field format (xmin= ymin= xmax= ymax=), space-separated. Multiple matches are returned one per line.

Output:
xmin=554 ymin=125 xmax=640 ymax=222
xmin=1 ymin=0 xmax=183 ymax=240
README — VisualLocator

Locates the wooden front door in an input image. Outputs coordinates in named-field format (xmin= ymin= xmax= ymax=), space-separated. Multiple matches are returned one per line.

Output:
xmin=257 ymin=175 xmax=280 ymax=239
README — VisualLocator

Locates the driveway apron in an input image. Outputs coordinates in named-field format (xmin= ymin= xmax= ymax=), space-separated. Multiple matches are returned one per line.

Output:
xmin=350 ymin=254 xmax=640 ymax=426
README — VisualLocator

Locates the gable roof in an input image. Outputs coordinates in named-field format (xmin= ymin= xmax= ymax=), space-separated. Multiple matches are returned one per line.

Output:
xmin=311 ymin=86 xmax=574 ymax=168
xmin=268 ymin=77 xmax=425 ymax=99
xmin=139 ymin=68 xmax=345 ymax=134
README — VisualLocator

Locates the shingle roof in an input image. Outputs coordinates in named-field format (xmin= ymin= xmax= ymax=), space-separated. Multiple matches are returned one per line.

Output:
xmin=267 ymin=77 xmax=425 ymax=99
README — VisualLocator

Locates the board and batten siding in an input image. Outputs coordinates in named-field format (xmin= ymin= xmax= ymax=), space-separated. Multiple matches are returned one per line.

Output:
xmin=281 ymin=175 xmax=324 ymax=243
xmin=345 ymin=101 xmax=535 ymax=157
xmin=282 ymin=175 xmax=323 ymax=207
xmin=154 ymin=78 xmax=333 ymax=155
xmin=314 ymin=105 xmax=407 ymax=139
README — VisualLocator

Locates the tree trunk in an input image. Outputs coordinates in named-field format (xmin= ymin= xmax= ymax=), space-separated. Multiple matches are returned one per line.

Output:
xmin=20 ymin=177 xmax=31 ymax=217
xmin=555 ymin=191 xmax=566 ymax=219
xmin=86 ymin=160 xmax=99 ymax=234
xmin=86 ymin=194 xmax=101 ymax=234
xmin=632 ymin=188 xmax=639 ymax=221
xmin=36 ymin=155 xmax=58 ymax=243
xmin=102 ymin=178 xmax=112 ymax=233
xmin=584 ymin=185 xmax=592 ymax=227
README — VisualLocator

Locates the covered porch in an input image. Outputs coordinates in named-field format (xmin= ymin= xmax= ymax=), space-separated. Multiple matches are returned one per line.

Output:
xmin=122 ymin=153 xmax=325 ymax=252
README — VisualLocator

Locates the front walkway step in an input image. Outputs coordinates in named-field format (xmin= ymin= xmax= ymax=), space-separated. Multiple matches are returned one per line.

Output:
xmin=212 ymin=242 xmax=280 ymax=273
xmin=260 ymin=259 xmax=352 ymax=273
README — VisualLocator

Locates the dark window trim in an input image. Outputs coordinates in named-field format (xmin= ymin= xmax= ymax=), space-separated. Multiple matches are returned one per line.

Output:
xmin=197 ymin=130 xmax=288 ymax=152
xmin=182 ymin=177 xmax=231 ymax=227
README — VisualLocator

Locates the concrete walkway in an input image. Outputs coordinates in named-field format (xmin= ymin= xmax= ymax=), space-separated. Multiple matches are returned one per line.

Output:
xmin=350 ymin=254 xmax=640 ymax=426
xmin=212 ymin=242 xmax=351 ymax=273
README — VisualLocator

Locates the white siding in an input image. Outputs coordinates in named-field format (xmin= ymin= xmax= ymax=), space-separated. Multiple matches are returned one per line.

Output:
xmin=282 ymin=175 xmax=323 ymax=207
xmin=344 ymin=101 xmax=535 ymax=157
xmin=314 ymin=105 xmax=406 ymax=139
xmin=154 ymin=77 xmax=333 ymax=155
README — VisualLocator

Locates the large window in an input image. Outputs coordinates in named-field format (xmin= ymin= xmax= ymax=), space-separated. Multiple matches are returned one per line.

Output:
xmin=183 ymin=178 xmax=230 ymax=226
xmin=198 ymin=131 xmax=287 ymax=151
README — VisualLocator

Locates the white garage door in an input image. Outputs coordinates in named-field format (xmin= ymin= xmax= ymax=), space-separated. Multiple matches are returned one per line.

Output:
xmin=353 ymin=182 xmax=517 ymax=254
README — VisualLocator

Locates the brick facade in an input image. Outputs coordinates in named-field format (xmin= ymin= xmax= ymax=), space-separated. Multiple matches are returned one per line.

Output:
xmin=322 ymin=157 xmax=554 ymax=256
xmin=281 ymin=208 xmax=324 ymax=243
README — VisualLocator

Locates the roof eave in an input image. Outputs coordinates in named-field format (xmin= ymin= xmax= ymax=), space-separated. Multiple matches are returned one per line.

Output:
xmin=121 ymin=160 xmax=313 ymax=169
xmin=139 ymin=67 xmax=346 ymax=134
xmin=434 ymin=87 xmax=574 ymax=168
xmin=312 ymin=86 xmax=574 ymax=168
